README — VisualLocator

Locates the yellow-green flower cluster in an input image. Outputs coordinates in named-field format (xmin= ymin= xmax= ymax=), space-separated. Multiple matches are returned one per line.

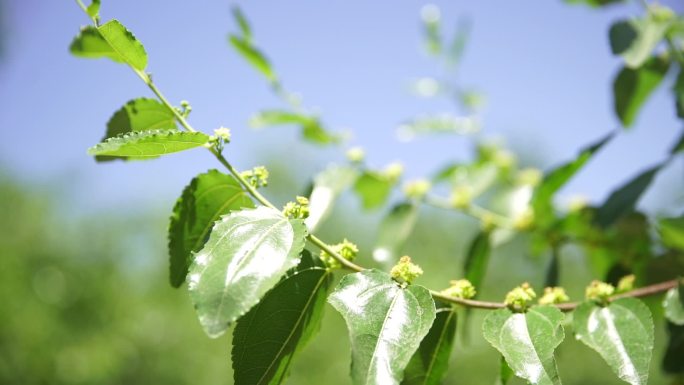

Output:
xmin=450 ymin=185 xmax=473 ymax=208
xmin=441 ymin=279 xmax=476 ymax=299
xmin=213 ymin=127 xmax=231 ymax=142
xmin=241 ymin=166 xmax=269 ymax=188
xmin=390 ymin=256 xmax=423 ymax=284
xmin=616 ymin=274 xmax=635 ymax=293
xmin=516 ymin=168 xmax=542 ymax=187
xmin=384 ymin=162 xmax=404 ymax=182
xmin=319 ymin=238 xmax=359 ymax=269
xmin=538 ymin=287 xmax=569 ymax=305
xmin=585 ymin=280 xmax=615 ymax=305
xmin=403 ymin=179 xmax=431 ymax=199
xmin=282 ymin=196 xmax=310 ymax=219
xmin=505 ymin=282 xmax=536 ymax=312
xmin=346 ymin=146 xmax=365 ymax=163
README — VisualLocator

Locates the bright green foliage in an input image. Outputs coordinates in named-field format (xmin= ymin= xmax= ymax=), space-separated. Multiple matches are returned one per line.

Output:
xmin=187 ymin=206 xmax=307 ymax=338
xmin=497 ymin=356 xmax=515 ymax=385
xmin=250 ymin=110 xmax=340 ymax=145
xmin=328 ymin=269 xmax=436 ymax=385
xmin=609 ymin=18 xmax=670 ymax=69
xmin=658 ymin=215 xmax=684 ymax=250
xmin=97 ymin=98 xmax=178 ymax=161
xmin=573 ymin=298 xmax=654 ymax=385
xmin=564 ymin=0 xmax=624 ymax=7
xmin=96 ymin=20 xmax=148 ymax=70
xmin=373 ymin=202 xmax=419 ymax=265
xmin=594 ymin=164 xmax=663 ymax=228
xmin=613 ymin=56 xmax=670 ymax=127
xmin=483 ymin=306 xmax=564 ymax=385
xmin=463 ymin=231 xmax=491 ymax=292
xmin=69 ymin=26 xmax=124 ymax=63
xmin=532 ymin=132 xmax=613 ymax=224
xmin=232 ymin=252 xmax=332 ymax=385
xmin=167 ymin=170 xmax=254 ymax=288
xmin=396 ymin=114 xmax=479 ymax=140
xmin=104 ymin=98 xmax=177 ymax=138
xmin=354 ymin=171 xmax=396 ymax=210
xmin=663 ymin=285 xmax=684 ymax=325
xmin=305 ymin=165 xmax=358 ymax=232
xmin=229 ymin=35 xmax=276 ymax=82
xmin=87 ymin=129 xmax=210 ymax=158
xmin=402 ymin=304 xmax=457 ymax=385
xmin=86 ymin=0 xmax=101 ymax=19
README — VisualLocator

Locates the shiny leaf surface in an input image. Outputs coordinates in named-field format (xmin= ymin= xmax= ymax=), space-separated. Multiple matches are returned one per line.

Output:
xmin=573 ymin=298 xmax=654 ymax=385
xmin=482 ymin=306 xmax=564 ymax=385
xmin=168 ymin=170 xmax=254 ymax=287
xmin=329 ymin=269 xmax=436 ymax=385
xmin=232 ymin=251 xmax=332 ymax=385
xmin=96 ymin=20 xmax=148 ymax=70
xmin=188 ymin=206 xmax=307 ymax=338
xmin=87 ymin=129 xmax=210 ymax=158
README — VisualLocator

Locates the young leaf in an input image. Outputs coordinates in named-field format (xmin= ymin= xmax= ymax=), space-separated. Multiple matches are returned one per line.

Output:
xmin=328 ymin=269 xmax=436 ymax=385
xmin=250 ymin=110 xmax=340 ymax=145
xmin=463 ymin=231 xmax=491 ymax=291
xmin=532 ymin=131 xmax=613 ymax=222
xmin=305 ymin=165 xmax=358 ymax=232
xmin=670 ymin=130 xmax=684 ymax=154
xmin=402 ymin=303 xmax=457 ymax=385
xmin=96 ymin=20 xmax=148 ymax=71
xmin=86 ymin=0 xmax=101 ymax=19
xmin=613 ymin=56 xmax=670 ymax=127
xmin=168 ymin=170 xmax=254 ymax=288
xmin=573 ymin=298 xmax=654 ymax=385
xmin=609 ymin=18 xmax=670 ymax=69
xmin=482 ymin=306 xmax=565 ymax=385
xmin=373 ymin=202 xmax=419 ymax=265
xmin=674 ymin=68 xmax=684 ymax=119
xmin=354 ymin=171 xmax=395 ymax=210
xmin=659 ymin=215 xmax=684 ymax=250
xmin=229 ymin=35 xmax=276 ymax=82
xmin=663 ymin=284 xmax=684 ymax=325
xmin=187 ymin=206 xmax=307 ymax=338
xmin=87 ymin=129 xmax=210 ymax=158
xmin=594 ymin=164 xmax=663 ymax=228
xmin=232 ymin=251 xmax=333 ymax=385
xmin=396 ymin=114 xmax=479 ymax=141
xmin=564 ymin=0 xmax=624 ymax=8
xmin=69 ymin=26 xmax=124 ymax=63
xmin=231 ymin=6 xmax=252 ymax=43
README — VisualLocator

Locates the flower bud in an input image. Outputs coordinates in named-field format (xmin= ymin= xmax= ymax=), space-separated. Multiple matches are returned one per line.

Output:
xmin=441 ymin=279 xmax=476 ymax=299
xmin=390 ymin=256 xmax=423 ymax=284
xmin=538 ymin=287 xmax=569 ymax=305
xmin=320 ymin=238 xmax=359 ymax=269
xmin=403 ymin=179 xmax=431 ymax=199
xmin=504 ymin=282 xmax=536 ymax=312
xmin=282 ymin=196 xmax=310 ymax=219
xmin=585 ymin=280 xmax=615 ymax=305
xmin=346 ymin=146 xmax=365 ymax=163
xmin=616 ymin=274 xmax=635 ymax=293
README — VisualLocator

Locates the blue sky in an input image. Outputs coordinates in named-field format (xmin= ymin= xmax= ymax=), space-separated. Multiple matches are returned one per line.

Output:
xmin=0 ymin=0 xmax=682 ymax=215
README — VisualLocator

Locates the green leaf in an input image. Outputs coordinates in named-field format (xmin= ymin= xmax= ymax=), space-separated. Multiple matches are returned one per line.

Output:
xmin=231 ymin=6 xmax=252 ymax=43
xmin=659 ymin=215 xmax=684 ymax=250
xmin=232 ymin=251 xmax=333 ymax=385
xmin=328 ymin=269 xmax=436 ymax=385
xmin=402 ymin=304 xmax=457 ymax=385
xmin=96 ymin=20 xmax=148 ymax=71
xmin=168 ymin=170 xmax=254 ymax=288
xmin=663 ymin=284 xmax=684 ymax=325
xmin=594 ymin=164 xmax=663 ymax=228
xmin=373 ymin=202 xmax=419 ymax=265
xmin=353 ymin=171 xmax=395 ymax=210
xmin=674 ymin=68 xmax=684 ymax=120
xmin=188 ymin=206 xmax=307 ymax=338
xmin=87 ymin=129 xmax=210 ymax=159
xmin=96 ymin=98 xmax=178 ymax=161
xmin=573 ymin=298 xmax=654 ymax=385
xmin=544 ymin=248 xmax=560 ymax=288
xmin=532 ymin=132 xmax=613 ymax=222
xmin=463 ymin=231 xmax=491 ymax=291
xmin=69 ymin=26 xmax=124 ymax=63
xmin=250 ymin=110 xmax=340 ymax=145
xmin=86 ymin=0 xmax=101 ymax=19
xmin=396 ymin=114 xmax=479 ymax=141
xmin=670 ymin=130 xmax=684 ymax=154
xmin=663 ymin=322 xmax=684 ymax=374
xmin=609 ymin=18 xmax=670 ymax=69
xmin=613 ymin=56 xmax=670 ymax=128
xmin=446 ymin=19 xmax=470 ymax=68
xmin=229 ymin=35 xmax=276 ymax=82
xmin=482 ymin=306 xmax=565 ymax=385
xmin=305 ymin=165 xmax=358 ymax=232
xmin=564 ymin=0 xmax=624 ymax=7
xmin=497 ymin=356 xmax=515 ymax=385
